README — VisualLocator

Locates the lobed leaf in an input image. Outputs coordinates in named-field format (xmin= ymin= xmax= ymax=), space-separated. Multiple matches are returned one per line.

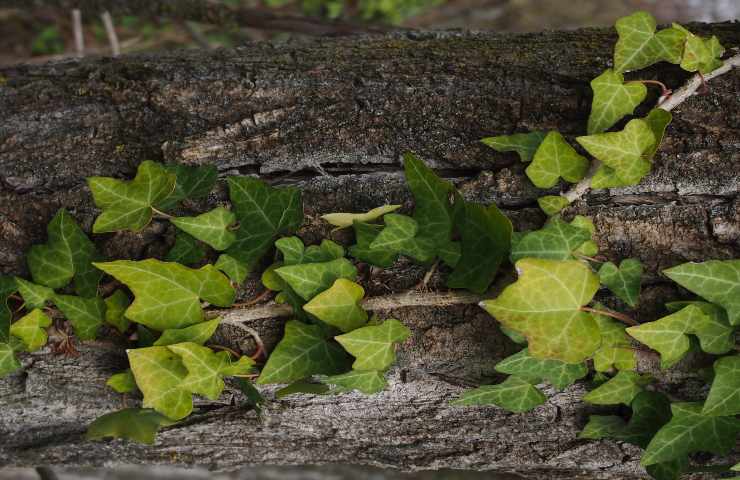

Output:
xmin=702 ymin=355 xmax=740 ymax=417
xmin=0 ymin=276 xmax=16 ymax=344
xmin=510 ymin=218 xmax=592 ymax=263
xmin=583 ymin=371 xmax=651 ymax=406
xmin=87 ymin=408 xmax=175 ymax=444
xmin=165 ymin=231 xmax=206 ymax=265
xmin=214 ymin=254 xmax=249 ymax=284
xmin=104 ymin=290 xmax=131 ymax=333
xmin=153 ymin=318 xmax=221 ymax=346
xmin=52 ymin=294 xmax=105 ymax=341
xmin=613 ymin=12 xmax=685 ymax=73
xmin=599 ymin=258 xmax=643 ymax=307
xmin=167 ymin=342 xmax=254 ymax=400
xmin=525 ymin=131 xmax=589 ymax=188
xmin=128 ymin=346 xmax=192 ymax=420
xmin=275 ymin=258 xmax=357 ymax=301
xmin=10 ymin=309 xmax=51 ymax=352
xmin=15 ymin=277 xmax=54 ymax=310
xmin=171 ymin=207 xmax=237 ymax=251
xmin=157 ymin=164 xmax=217 ymax=211
xmin=303 ymin=279 xmax=368 ymax=333
xmin=495 ymin=348 xmax=587 ymax=391
xmin=481 ymin=131 xmax=546 ymax=163
xmin=451 ymin=376 xmax=546 ymax=412
xmin=587 ymin=69 xmax=647 ymax=134
xmin=537 ymin=196 xmax=570 ymax=217
xmin=107 ymin=369 xmax=137 ymax=394
xmin=591 ymin=310 xmax=636 ymax=372
xmin=349 ymin=222 xmax=398 ymax=268
xmin=335 ymin=319 xmax=411 ymax=371
xmin=0 ymin=342 xmax=20 ymax=377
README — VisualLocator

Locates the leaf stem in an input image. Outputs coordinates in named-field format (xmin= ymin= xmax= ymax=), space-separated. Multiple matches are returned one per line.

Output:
xmin=579 ymin=306 xmax=638 ymax=326
xmin=151 ymin=207 xmax=174 ymax=220
xmin=628 ymin=79 xmax=672 ymax=98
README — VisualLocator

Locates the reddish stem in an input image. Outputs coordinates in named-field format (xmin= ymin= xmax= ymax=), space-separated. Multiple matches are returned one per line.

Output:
xmin=579 ymin=306 xmax=638 ymax=326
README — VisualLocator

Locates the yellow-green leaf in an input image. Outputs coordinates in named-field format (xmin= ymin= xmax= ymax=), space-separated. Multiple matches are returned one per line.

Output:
xmin=104 ymin=290 xmax=131 ymax=333
xmin=0 ymin=342 xmax=21 ymax=377
xmin=15 ymin=277 xmax=54 ymax=310
xmin=87 ymin=408 xmax=175 ymax=445
xmin=335 ymin=318 xmax=410 ymax=371
xmin=321 ymin=370 xmax=387 ymax=394
xmin=510 ymin=218 xmax=591 ymax=263
xmin=167 ymin=342 xmax=254 ymax=400
xmin=128 ymin=346 xmax=192 ymax=420
xmin=525 ymin=131 xmax=589 ymax=188
xmin=10 ymin=309 xmax=51 ymax=352
xmin=584 ymin=371 xmax=651 ymax=405
xmin=587 ymin=69 xmax=647 ymax=134
xmin=52 ymin=294 xmax=106 ymax=341
xmin=677 ymin=25 xmax=724 ymax=74
xmin=599 ymin=258 xmax=642 ymax=307
xmin=275 ymin=258 xmax=357 ymax=301
xmin=171 ymin=207 xmax=237 ymax=251
xmin=481 ymin=131 xmax=546 ymax=163
xmin=107 ymin=369 xmax=137 ymax=393
xmin=303 ymin=278 xmax=368 ymax=333
xmin=214 ymin=254 xmax=249 ymax=284
xmin=537 ymin=196 xmax=570 ymax=216
xmin=321 ymin=204 xmax=401 ymax=229
xmin=451 ymin=375 xmax=546 ymax=412
xmin=613 ymin=12 xmax=686 ymax=73
xmin=349 ymin=222 xmax=398 ymax=268
xmin=495 ymin=348 xmax=587 ymax=391
xmin=591 ymin=309 xmax=636 ymax=372
xmin=153 ymin=318 xmax=221 ymax=346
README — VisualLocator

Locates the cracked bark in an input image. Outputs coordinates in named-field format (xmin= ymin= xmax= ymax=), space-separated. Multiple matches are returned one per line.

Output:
xmin=0 ymin=25 xmax=739 ymax=479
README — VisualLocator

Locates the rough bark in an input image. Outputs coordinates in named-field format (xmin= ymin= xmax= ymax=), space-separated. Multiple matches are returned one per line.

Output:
xmin=0 ymin=25 xmax=739 ymax=478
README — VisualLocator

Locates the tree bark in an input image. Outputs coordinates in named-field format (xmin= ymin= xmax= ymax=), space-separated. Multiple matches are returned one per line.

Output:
xmin=0 ymin=25 xmax=739 ymax=478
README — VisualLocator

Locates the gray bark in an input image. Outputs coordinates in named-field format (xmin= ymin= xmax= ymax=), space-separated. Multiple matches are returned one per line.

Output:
xmin=0 ymin=25 xmax=739 ymax=478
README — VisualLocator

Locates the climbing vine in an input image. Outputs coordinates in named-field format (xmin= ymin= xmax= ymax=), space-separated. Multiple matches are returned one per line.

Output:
xmin=0 ymin=10 xmax=738 ymax=479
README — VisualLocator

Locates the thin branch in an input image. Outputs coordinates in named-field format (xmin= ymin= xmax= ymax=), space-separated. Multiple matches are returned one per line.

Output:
xmin=563 ymin=52 xmax=740 ymax=204
xmin=579 ymin=306 xmax=638 ymax=326
xmin=100 ymin=11 xmax=120 ymax=57
xmin=71 ymin=9 xmax=84 ymax=57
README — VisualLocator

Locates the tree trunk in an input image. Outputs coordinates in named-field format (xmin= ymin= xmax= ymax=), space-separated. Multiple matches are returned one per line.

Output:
xmin=0 ymin=25 xmax=738 ymax=479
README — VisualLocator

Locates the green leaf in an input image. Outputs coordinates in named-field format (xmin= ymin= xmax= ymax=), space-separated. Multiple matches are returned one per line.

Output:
xmin=663 ymin=259 xmax=740 ymax=326
xmin=165 ymin=231 xmax=206 ymax=265
xmin=451 ymin=376 xmax=546 ymax=412
xmin=52 ymin=294 xmax=105 ymax=341
xmin=583 ymin=371 xmax=651 ymax=406
xmin=510 ymin=218 xmax=592 ymax=263
xmin=481 ymin=258 xmax=600 ymax=363
xmin=214 ymin=254 xmax=249 ymax=284
xmin=276 ymin=237 xmax=345 ymax=266
xmin=0 ymin=342 xmax=21 ymax=377
xmin=321 ymin=204 xmax=401 ymax=229
xmin=167 ymin=342 xmax=254 ymax=400
xmin=447 ymin=202 xmax=512 ymax=294
xmin=587 ymin=69 xmax=647 ymax=134
xmin=15 ymin=277 xmax=54 ymax=309
xmin=234 ymin=378 xmax=265 ymax=415
xmin=0 ymin=276 xmax=16 ymax=344
xmin=226 ymin=177 xmax=303 ymax=269
xmin=94 ymin=260 xmax=235 ymax=330
xmin=276 ymin=381 xmax=331 ymax=398
xmin=10 ymin=309 xmax=51 ymax=352
xmin=88 ymin=160 xmax=176 ymax=233
xmin=613 ymin=12 xmax=685 ymax=73
xmin=702 ymin=355 xmax=740 ymax=417
xmin=494 ymin=348 xmax=587 ymax=390
xmin=335 ymin=318 xmax=410 ymax=371
xmin=27 ymin=209 xmax=103 ymax=296
xmin=591 ymin=165 xmax=631 ymax=190
xmin=275 ymin=258 xmax=357 ymax=301
xmin=154 ymin=318 xmax=221 ymax=346
xmin=127 ymin=346 xmax=192 ymax=420
xmin=369 ymin=214 xmax=435 ymax=264
xmin=349 ymin=222 xmax=398 ymax=268
xmin=641 ymin=402 xmax=740 ymax=466
xmin=321 ymin=370 xmax=387 ymax=394
xmin=257 ymin=320 xmax=349 ymax=384
xmin=678 ymin=27 xmax=724 ymax=74
xmin=591 ymin=310 xmax=636 ymax=372
xmin=104 ymin=290 xmax=131 ymax=333
xmin=157 ymin=164 xmax=217 ymax=211
xmin=107 ymin=369 xmax=137 ymax=393
xmin=171 ymin=207 xmax=237 ymax=251
xmin=525 ymin=131 xmax=589 ymax=188
xmin=577 ymin=119 xmax=655 ymax=184
xmin=481 ymin=131 xmax=546 ymax=163
xmin=599 ymin=259 xmax=642 ymax=307
xmin=537 ymin=196 xmax=570 ymax=216
xmin=644 ymin=108 xmax=672 ymax=161
xmin=646 ymin=458 xmax=689 ymax=480
xmin=87 ymin=408 xmax=175 ymax=445
xmin=303 ymin=279 xmax=368 ymax=333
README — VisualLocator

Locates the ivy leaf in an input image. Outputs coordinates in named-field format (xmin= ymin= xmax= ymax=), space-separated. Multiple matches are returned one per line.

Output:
xmin=481 ymin=258 xmax=600 ymax=363
xmin=128 ymin=346 xmax=192 ymax=420
xmin=276 ymin=237 xmax=344 ymax=266
xmin=15 ymin=277 xmax=54 ymax=310
xmin=591 ymin=165 xmax=631 ymax=190
xmin=599 ymin=259 xmax=643 ymax=307
xmin=214 ymin=254 xmax=248 ymax=285
xmin=257 ymin=320 xmax=350 ymax=384
xmin=275 ymin=258 xmax=357 ymax=301
xmin=88 ymin=160 xmax=176 ymax=233
xmin=591 ymin=310 xmax=636 ymax=372
xmin=481 ymin=131 xmax=546 ymax=163
xmin=321 ymin=205 xmax=401 ymax=229
xmin=153 ymin=318 xmax=221 ymax=346
xmin=510 ymin=218 xmax=592 ymax=263
xmin=641 ymin=402 xmax=740 ymax=466
xmin=349 ymin=222 xmax=398 ymax=268
xmin=10 ymin=309 xmax=51 ymax=352
xmin=646 ymin=458 xmax=689 ymax=480
xmin=167 ymin=342 xmax=254 ymax=400
xmin=537 ymin=196 xmax=570 ymax=216
xmin=451 ymin=376 xmax=546 ymax=412
xmin=107 ymin=369 xmax=137 ymax=393
xmin=525 ymin=131 xmax=589 ymax=188
xmin=702 ymin=355 xmax=740 ymax=417
xmin=234 ymin=378 xmax=265 ymax=415
xmin=0 ymin=343 xmax=21 ymax=377
xmin=584 ymin=371 xmax=651 ymax=406
xmin=0 ymin=276 xmax=16 ymax=344
xmin=104 ymin=290 xmax=130 ymax=333
xmin=157 ymin=164 xmax=217 ymax=211
xmin=587 ymin=69 xmax=647 ymax=134
xmin=171 ymin=207 xmax=237 ymax=251
xmin=165 ymin=231 xmax=206 ymax=265
xmin=27 ymin=209 xmax=103 ymax=297
xmin=335 ymin=318 xmax=410 ymax=371
xmin=226 ymin=177 xmax=303 ymax=269
xmin=613 ymin=12 xmax=686 ymax=73
xmin=663 ymin=260 xmax=740 ymax=326
xmin=369 ymin=214 xmax=435 ymax=264
xmin=676 ymin=25 xmax=724 ymax=74
xmin=52 ymin=294 xmax=105 ymax=341
xmin=494 ymin=348 xmax=587 ymax=391
xmin=644 ymin=108 xmax=672 ymax=161
xmin=303 ymin=279 xmax=368 ymax=333
xmin=86 ymin=408 xmax=175 ymax=445
xmin=447 ymin=202 xmax=512 ymax=294
xmin=577 ymin=119 xmax=655 ymax=184
xmin=321 ymin=370 xmax=387 ymax=395
xmin=276 ymin=381 xmax=331 ymax=398
xmin=94 ymin=260 xmax=235 ymax=331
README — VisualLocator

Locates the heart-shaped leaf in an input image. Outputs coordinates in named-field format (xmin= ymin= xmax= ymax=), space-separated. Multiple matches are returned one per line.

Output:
xmin=128 ymin=346 xmax=192 ymax=420
xmin=587 ymin=69 xmax=647 ymax=134
xmin=451 ymin=376 xmax=546 ymax=412
xmin=584 ymin=371 xmax=651 ymax=406
xmin=525 ymin=131 xmax=589 ymax=188
xmin=10 ymin=309 xmax=51 ymax=352
xmin=495 ymin=348 xmax=587 ymax=391
xmin=87 ymin=408 xmax=176 ymax=445
xmin=335 ymin=319 xmax=411 ymax=371
xmin=303 ymin=279 xmax=368 ymax=333
xmin=275 ymin=258 xmax=357 ymax=301
xmin=599 ymin=258 xmax=643 ymax=307
xmin=167 ymin=342 xmax=254 ymax=400
xmin=321 ymin=204 xmax=401 ymax=229
xmin=171 ymin=207 xmax=237 ymax=251
xmin=613 ymin=12 xmax=685 ymax=72
xmin=481 ymin=131 xmax=546 ymax=163
xmin=702 ymin=355 xmax=740 ymax=417
xmin=537 ymin=196 xmax=570 ymax=216
xmin=15 ymin=277 xmax=54 ymax=310
xmin=510 ymin=218 xmax=592 ymax=263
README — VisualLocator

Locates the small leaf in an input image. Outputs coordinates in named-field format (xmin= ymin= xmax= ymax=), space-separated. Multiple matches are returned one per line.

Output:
xmin=15 ymin=277 xmax=54 ymax=309
xmin=702 ymin=355 xmax=740 ymax=417
xmin=275 ymin=258 xmax=357 ymax=301
xmin=321 ymin=204 xmax=401 ymax=229
xmin=335 ymin=318 xmax=410 ymax=371
xmin=613 ymin=12 xmax=685 ymax=72
xmin=587 ymin=69 xmax=647 ymax=134
xmin=87 ymin=408 xmax=175 ymax=445
xmin=583 ymin=371 xmax=651 ymax=406
xmin=107 ymin=369 xmax=137 ymax=393
xmin=510 ymin=218 xmax=591 ymax=263
xmin=104 ymin=290 xmax=131 ymax=333
xmin=171 ymin=207 xmax=237 ymax=251
xmin=276 ymin=237 xmax=345 ymax=266
xmin=525 ymin=131 xmax=589 ymax=188
xmin=599 ymin=259 xmax=642 ymax=307
xmin=641 ymin=402 xmax=740 ymax=466
xmin=153 ymin=318 xmax=221 ymax=346
xmin=494 ymin=348 xmax=587 ymax=391
xmin=481 ymin=131 xmax=546 ymax=163
xmin=128 ymin=346 xmax=192 ymax=420
xmin=157 ymin=164 xmax=217 ymax=211
xmin=303 ymin=279 xmax=368 ymax=333
xmin=234 ymin=378 xmax=265 ymax=415
xmin=678 ymin=28 xmax=724 ymax=74
xmin=53 ymin=294 xmax=105 ymax=341
xmin=88 ymin=160 xmax=176 ymax=233
xmin=167 ymin=342 xmax=254 ymax=400
xmin=577 ymin=119 xmax=655 ymax=184
xmin=276 ymin=381 xmax=331 ymax=398
xmin=369 ymin=214 xmax=435 ymax=264
xmin=165 ymin=231 xmax=206 ymax=265
xmin=451 ymin=376 xmax=546 ymax=412
xmin=537 ymin=196 xmax=570 ymax=216
xmin=257 ymin=320 xmax=350 ymax=384
xmin=591 ymin=165 xmax=631 ymax=190
xmin=481 ymin=258 xmax=600 ymax=363
xmin=94 ymin=260 xmax=235 ymax=331
xmin=10 ymin=309 xmax=51 ymax=352
xmin=591 ymin=310 xmax=636 ymax=372
xmin=214 ymin=254 xmax=249 ymax=284
xmin=0 ymin=342 xmax=21 ymax=377
xmin=644 ymin=108 xmax=672 ymax=161
xmin=349 ymin=222 xmax=397 ymax=268
xmin=321 ymin=370 xmax=387 ymax=394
